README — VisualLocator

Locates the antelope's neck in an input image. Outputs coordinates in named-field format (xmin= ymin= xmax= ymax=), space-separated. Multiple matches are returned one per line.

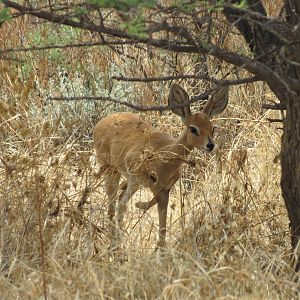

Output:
xmin=169 ymin=128 xmax=193 ymax=161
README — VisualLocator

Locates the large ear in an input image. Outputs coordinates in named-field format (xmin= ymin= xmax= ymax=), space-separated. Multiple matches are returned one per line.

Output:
xmin=202 ymin=85 xmax=229 ymax=117
xmin=168 ymin=83 xmax=191 ymax=120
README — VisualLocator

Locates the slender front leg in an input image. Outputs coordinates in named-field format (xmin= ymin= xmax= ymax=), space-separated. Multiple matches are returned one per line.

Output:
xmin=105 ymin=172 xmax=121 ymax=221
xmin=117 ymin=179 xmax=138 ymax=235
xmin=156 ymin=189 xmax=170 ymax=249
xmin=103 ymin=171 xmax=121 ymax=251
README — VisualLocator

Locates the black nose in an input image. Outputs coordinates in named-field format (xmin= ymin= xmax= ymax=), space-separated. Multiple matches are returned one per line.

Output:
xmin=206 ymin=141 xmax=214 ymax=151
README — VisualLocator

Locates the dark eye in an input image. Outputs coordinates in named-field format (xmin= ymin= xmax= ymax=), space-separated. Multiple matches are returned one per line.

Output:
xmin=212 ymin=126 xmax=215 ymax=136
xmin=212 ymin=126 xmax=216 ymax=136
xmin=189 ymin=126 xmax=199 ymax=136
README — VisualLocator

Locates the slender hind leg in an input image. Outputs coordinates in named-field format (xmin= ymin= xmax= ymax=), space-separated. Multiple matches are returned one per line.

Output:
xmin=117 ymin=178 xmax=138 ymax=238
xmin=105 ymin=170 xmax=121 ymax=221
xmin=105 ymin=170 xmax=121 ymax=247
xmin=156 ymin=189 xmax=170 ymax=249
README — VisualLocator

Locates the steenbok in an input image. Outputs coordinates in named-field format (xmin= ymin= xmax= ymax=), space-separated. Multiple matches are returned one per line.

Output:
xmin=93 ymin=83 xmax=229 ymax=248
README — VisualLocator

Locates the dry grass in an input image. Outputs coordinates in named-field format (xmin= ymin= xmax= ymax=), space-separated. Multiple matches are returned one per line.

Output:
xmin=0 ymin=4 xmax=295 ymax=299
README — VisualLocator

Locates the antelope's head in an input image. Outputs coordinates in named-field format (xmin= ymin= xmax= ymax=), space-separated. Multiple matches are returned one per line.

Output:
xmin=168 ymin=83 xmax=229 ymax=152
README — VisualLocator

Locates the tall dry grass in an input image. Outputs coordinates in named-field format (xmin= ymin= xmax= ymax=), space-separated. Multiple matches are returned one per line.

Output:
xmin=0 ymin=2 xmax=294 ymax=299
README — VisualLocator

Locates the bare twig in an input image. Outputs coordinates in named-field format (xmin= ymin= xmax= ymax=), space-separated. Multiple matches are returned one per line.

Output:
xmin=267 ymin=118 xmax=284 ymax=123
xmin=0 ymin=40 xmax=142 ymax=54
xmin=262 ymin=103 xmax=286 ymax=110
xmin=112 ymin=74 xmax=261 ymax=85
xmin=48 ymin=85 xmax=225 ymax=112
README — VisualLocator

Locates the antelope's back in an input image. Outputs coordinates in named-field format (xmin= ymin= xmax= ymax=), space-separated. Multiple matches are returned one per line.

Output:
xmin=93 ymin=112 xmax=151 ymax=167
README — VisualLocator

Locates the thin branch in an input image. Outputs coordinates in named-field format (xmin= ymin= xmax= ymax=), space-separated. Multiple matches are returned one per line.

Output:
xmin=3 ymin=0 xmax=136 ymax=40
xmin=0 ymin=40 xmax=141 ymax=54
xmin=267 ymin=118 xmax=284 ymax=123
xmin=48 ymin=87 xmax=221 ymax=112
xmin=223 ymin=4 xmax=293 ymax=44
xmin=208 ymin=46 xmax=294 ymax=99
xmin=262 ymin=103 xmax=286 ymax=110
xmin=112 ymin=74 xmax=261 ymax=85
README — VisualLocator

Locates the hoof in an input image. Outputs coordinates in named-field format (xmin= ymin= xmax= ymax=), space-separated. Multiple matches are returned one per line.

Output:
xmin=155 ymin=240 xmax=167 ymax=252
xmin=135 ymin=201 xmax=149 ymax=210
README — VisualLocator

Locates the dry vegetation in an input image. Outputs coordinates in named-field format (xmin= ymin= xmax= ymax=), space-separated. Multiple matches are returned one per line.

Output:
xmin=0 ymin=2 xmax=296 ymax=299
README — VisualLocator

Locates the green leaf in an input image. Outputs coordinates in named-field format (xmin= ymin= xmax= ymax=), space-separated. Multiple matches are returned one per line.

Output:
xmin=73 ymin=6 xmax=89 ymax=17
xmin=0 ymin=7 xmax=12 ymax=23
xmin=120 ymin=16 xmax=148 ymax=38
xmin=174 ymin=1 xmax=198 ymax=14
xmin=88 ymin=0 xmax=155 ymax=11
xmin=208 ymin=0 xmax=225 ymax=13
xmin=200 ymin=41 xmax=211 ymax=51
xmin=233 ymin=0 xmax=248 ymax=9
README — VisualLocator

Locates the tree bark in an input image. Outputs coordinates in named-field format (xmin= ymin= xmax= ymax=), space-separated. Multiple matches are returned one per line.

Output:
xmin=281 ymin=94 xmax=300 ymax=271
xmin=281 ymin=0 xmax=300 ymax=271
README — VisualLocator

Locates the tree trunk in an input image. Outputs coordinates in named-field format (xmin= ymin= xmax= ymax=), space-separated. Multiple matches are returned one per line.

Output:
xmin=281 ymin=94 xmax=300 ymax=271
xmin=281 ymin=0 xmax=300 ymax=271
xmin=225 ymin=0 xmax=300 ymax=271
